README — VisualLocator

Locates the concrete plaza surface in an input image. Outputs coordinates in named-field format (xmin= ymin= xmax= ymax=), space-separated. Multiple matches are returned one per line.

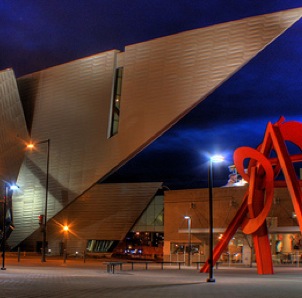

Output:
xmin=0 ymin=256 xmax=302 ymax=297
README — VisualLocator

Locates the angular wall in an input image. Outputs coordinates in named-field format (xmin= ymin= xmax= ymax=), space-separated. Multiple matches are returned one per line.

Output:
xmin=0 ymin=69 xmax=28 ymax=185
xmin=0 ymin=69 xmax=28 ymax=236
xmin=23 ymin=182 xmax=162 ymax=255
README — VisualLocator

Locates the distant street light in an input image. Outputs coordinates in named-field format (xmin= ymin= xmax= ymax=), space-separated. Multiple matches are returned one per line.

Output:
xmin=207 ymin=154 xmax=224 ymax=283
xmin=27 ymin=139 xmax=50 ymax=262
xmin=184 ymin=216 xmax=192 ymax=266
xmin=63 ymin=225 xmax=69 ymax=263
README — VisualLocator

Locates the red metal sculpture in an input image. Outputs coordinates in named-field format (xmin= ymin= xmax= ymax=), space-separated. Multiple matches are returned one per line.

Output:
xmin=201 ymin=117 xmax=302 ymax=274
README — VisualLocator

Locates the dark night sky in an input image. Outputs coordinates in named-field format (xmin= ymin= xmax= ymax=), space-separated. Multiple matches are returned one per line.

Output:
xmin=1 ymin=1 xmax=302 ymax=189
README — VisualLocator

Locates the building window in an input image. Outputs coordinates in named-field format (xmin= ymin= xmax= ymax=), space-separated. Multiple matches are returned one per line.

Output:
xmin=109 ymin=67 xmax=123 ymax=137
xmin=170 ymin=243 xmax=201 ymax=255
xmin=132 ymin=195 xmax=164 ymax=232
xmin=86 ymin=240 xmax=119 ymax=253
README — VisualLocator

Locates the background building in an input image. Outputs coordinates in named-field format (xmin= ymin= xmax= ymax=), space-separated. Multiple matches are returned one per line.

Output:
xmin=164 ymin=186 xmax=301 ymax=265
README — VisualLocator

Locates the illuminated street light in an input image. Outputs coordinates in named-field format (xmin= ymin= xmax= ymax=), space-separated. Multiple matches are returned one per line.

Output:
xmin=1 ymin=182 xmax=18 ymax=270
xmin=63 ymin=225 xmax=69 ymax=263
xmin=207 ymin=154 xmax=224 ymax=283
xmin=26 ymin=139 xmax=50 ymax=262
xmin=184 ymin=216 xmax=192 ymax=266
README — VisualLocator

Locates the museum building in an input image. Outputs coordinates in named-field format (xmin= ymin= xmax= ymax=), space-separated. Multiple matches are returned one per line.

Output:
xmin=0 ymin=8 xmax=302 ymax=263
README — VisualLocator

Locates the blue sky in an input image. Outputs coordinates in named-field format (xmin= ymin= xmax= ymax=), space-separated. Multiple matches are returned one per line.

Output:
xmin=1 ymin=1 xmax=302 ymax=188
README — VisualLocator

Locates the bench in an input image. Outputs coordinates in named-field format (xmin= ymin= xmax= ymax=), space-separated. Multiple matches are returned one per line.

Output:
xmin=193 ymin=261 xmax=222 ymax=270
xmin=156 ymin=261 xmax=185 ymax=270
xmin=127 ymin=261 xmax=153 ymax=270
xmin=104 ymin=262 xmax=124 ymax=274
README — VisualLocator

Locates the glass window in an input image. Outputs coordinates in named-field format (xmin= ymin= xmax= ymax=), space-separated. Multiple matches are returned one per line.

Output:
xmin=109 ymin=67 xmax=123 ymax=137
xmin=170 ymin=243 xmax=201 ymax=254
xmin=86 ymin=240 xmax=119 ymax=252
xmin=133 ymin=195 xmax=164 ymax=232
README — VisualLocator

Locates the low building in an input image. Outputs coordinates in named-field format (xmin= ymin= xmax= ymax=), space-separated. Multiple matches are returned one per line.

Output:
xmin=164 ymin=186 xmax=301 ymax=265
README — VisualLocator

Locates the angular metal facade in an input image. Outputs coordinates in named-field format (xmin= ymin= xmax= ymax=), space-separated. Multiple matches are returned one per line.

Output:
xmin=0 ymin=69 xmax=28 ymax=185
xmin=24 ymin=182 xmax=162 ymax=255
xmin=0 ymin=69 xmax=28 ymax=242
xmin=2 ymin=8 xmax=302 ymax=250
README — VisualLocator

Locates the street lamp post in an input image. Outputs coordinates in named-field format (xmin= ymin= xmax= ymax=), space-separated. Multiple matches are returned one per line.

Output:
xmin=207 ymin=155 xmax=224 ymax=283
xmin=63 ymin=225 xmax=69 ymax=263
xmin=27 ymin=139 xmax=50 ymax=262
xmin=1 ymin=183 xmax=18 ymax=270
xmin=1 ymin=186 xmax=8 ymax=270
xmin=184 ymin=216 xmax=191 ymax=266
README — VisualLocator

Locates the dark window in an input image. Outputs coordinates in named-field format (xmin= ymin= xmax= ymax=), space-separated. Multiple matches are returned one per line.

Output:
xmin=110 ymin=67 xmax=123 ymax=137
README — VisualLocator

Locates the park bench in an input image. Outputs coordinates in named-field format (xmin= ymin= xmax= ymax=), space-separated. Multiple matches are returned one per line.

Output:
xmin=104 ymin=262 xmax=124 ymax=274
xmin=156 ymin=261 xmax=185 ymax=270
xmin=127 ymin=261 xmax=153 ymax=270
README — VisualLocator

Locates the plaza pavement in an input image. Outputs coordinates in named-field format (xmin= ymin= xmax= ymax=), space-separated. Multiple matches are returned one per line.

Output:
xmin=0 ymin=255 xmax=302 ymax=297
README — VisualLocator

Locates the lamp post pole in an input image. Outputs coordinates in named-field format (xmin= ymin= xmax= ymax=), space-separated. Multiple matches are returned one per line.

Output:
xmin=1 ymin=186 xmax=8 ymax=270
xmin=1 ymin=182 xmax=17 ymax=270
xmin=41 ymin=139 xmax=50 ymax=263
xmin=207 ymin=159 xmax=215 ymax=282
xmin=185 ymin=216 xmax=191 ymax=266
xmin=207 ymin=155 xmax=224 ymax=283
xmin=27 ymin=139 xmax=50 ymax=262
xmin=63 ymin=225 xmax=69 ymax=263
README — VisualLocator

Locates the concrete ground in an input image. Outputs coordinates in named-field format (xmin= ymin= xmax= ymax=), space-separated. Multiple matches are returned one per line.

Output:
xmin=0 ymin=255 xmax=302 ymax=297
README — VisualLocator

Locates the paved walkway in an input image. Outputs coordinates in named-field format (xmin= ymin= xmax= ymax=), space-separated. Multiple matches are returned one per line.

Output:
xmin=0 ymin=256 xmax=302 ymax=297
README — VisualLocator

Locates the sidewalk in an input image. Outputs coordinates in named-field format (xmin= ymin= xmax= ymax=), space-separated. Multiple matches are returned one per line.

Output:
xmin=0 ymin=256 xmax=302 ymax=297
